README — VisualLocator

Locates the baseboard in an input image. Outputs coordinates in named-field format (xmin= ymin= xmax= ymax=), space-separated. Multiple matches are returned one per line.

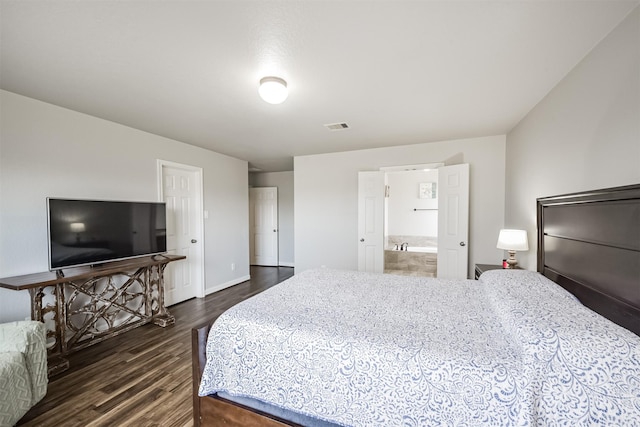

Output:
xmin=204 ymin=275 xmax=251 ymax=296
xmin=279 ymin=262 xmax=294 ymax=268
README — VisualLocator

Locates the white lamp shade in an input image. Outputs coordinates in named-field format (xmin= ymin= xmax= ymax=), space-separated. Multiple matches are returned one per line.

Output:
xmin=70 ymin=222 xmax=86 ymax=233
xmin=497 ymin=229 xmax=529 ymax=251
xmin=259 ymin=76 xmax=288 ymax=104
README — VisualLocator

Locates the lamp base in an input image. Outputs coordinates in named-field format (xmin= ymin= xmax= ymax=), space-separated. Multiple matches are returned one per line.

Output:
xmin=505 ymin=250 xmax=518 ymax=269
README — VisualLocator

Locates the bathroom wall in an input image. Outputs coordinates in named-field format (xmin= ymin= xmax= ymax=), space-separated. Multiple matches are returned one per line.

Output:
xmin=386 ymin=170 xmax=438 ymax=240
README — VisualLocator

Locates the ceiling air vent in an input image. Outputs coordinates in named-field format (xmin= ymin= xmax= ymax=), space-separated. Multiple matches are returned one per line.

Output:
xmin=324 ymin=122 xmax=349 ymax=131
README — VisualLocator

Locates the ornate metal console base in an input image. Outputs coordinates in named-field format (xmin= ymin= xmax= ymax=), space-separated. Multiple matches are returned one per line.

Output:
xmin=0 ymin=255 xmax=185 ymax=377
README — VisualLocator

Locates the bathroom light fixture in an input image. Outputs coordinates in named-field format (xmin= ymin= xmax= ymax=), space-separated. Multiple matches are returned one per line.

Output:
xmin=259 ymin=76 xmax=288 ymax=104
xmin=497 ymin=229 xmax=529 ymax=269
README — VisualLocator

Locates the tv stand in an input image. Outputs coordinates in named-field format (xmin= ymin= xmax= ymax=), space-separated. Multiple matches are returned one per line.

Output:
xmin=0 ymin=254 xmax=185 ymax=376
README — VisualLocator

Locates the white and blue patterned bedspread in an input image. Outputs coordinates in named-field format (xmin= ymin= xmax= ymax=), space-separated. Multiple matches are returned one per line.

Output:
xmin=198 ymin=268 xmax=640 ymax=426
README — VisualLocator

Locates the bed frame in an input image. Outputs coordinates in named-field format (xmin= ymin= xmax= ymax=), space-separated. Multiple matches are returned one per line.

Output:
xmin=537 ymin=184 xmax=640 ymax=336
xmin=191 ymin=323 xmax=302 ymax=427
xmin=192 ymin=184 xmax=640 ymax=426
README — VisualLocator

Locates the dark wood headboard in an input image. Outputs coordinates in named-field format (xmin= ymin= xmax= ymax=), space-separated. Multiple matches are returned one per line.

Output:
xmin=537 ymin=184 xmax=640 ymax=336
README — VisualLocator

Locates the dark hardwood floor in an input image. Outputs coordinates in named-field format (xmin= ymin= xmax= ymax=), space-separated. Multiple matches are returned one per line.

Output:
xmin=18 ymin=266 xmax=294 ymax=427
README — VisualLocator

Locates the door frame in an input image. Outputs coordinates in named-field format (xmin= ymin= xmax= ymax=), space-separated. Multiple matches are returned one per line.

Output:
xmin=358 ymin=162 xmax=445 ymax=273
xmin=156 ymin=159 xmax=205 ymax=298
xmin=379 ymin=162 xmax=444 ymax=172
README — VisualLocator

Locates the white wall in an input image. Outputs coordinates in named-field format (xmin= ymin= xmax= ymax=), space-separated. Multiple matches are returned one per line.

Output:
xmin=0 ymin=90 xmax=250 ymax=322
xmin=386 ymin=170 xmax=438 ymax=237
xmin=505 ymin=7 xmax=640 ymax=270
xmin=294 ymin=135 xmax=506 ymax=278
xmin=249 ymin=171 xmax=295 ymax=267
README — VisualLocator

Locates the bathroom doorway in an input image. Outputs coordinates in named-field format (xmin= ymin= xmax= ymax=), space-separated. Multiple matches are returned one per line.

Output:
xmin=357 ymin=163 xmax=469 ymax=278
xmin=383 ymin=166 xmax=439 ymax=277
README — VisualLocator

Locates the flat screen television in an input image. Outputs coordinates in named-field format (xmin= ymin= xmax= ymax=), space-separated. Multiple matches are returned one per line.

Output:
xmin=47 ymin=198 xmax=167 ymax=270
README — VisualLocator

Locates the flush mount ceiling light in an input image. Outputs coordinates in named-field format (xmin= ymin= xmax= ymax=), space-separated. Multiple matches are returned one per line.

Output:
xmin=259 ymin=76 xmax=288 ymax=104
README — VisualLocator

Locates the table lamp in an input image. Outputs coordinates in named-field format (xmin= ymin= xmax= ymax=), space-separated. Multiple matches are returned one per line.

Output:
xmin=497 ymin=229 xmax=529 ymax=269
xmin=70 ymin=222 xmax=85 ymax=243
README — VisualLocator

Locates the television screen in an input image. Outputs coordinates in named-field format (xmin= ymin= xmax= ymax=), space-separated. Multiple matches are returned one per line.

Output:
xmin=47 ymin=198 xmax=167 ymax=270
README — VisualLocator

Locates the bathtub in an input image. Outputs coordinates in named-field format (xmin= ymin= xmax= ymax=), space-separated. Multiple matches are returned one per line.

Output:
xmin=384 ymin=246 xmax=437 ymax=277
xmin=404 ymin=246 xmax=437 ymax=254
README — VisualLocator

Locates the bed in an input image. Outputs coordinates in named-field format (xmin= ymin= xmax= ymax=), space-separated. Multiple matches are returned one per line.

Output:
xmin=192 ymin=184 xmax=640 ymax=426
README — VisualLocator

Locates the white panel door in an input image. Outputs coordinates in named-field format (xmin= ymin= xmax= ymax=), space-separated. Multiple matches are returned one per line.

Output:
xmin=250 ymin=187 xmax=279 ymax=266
xmin=358 ymin=171 xmax=385 ymax=273
xmin=162 ymin=165 xmax=203 ymax=305
xmin=436 ymin=164 xmax=470 ymax=279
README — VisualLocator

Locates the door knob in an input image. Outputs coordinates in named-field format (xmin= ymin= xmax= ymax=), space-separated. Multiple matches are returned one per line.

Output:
xmin=273 ymin=229 xmax=277 ymax=232
xmin=191 ymin=239 xmax=197 ymax=243
xmin=459 ymin=242 xmax=466 ymax=246
xmin=360 ymin=238 xmax=365 ymax=242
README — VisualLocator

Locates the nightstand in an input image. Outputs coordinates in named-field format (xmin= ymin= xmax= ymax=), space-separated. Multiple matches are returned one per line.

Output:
xmin=474 ymin=264 xmax=519 ymax=280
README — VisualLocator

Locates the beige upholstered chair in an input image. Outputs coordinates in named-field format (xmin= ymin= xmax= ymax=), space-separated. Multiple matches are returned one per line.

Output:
xmin=0 ymin=321 xmax=47 ymax=427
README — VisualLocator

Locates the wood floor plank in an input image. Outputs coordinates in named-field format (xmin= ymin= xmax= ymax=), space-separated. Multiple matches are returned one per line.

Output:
xmin=17 ymin=266 xmax=294 ymax=427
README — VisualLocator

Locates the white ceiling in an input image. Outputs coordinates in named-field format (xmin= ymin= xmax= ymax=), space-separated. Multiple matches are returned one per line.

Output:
xmin=1 ymin=1 xmax=637 ymax=172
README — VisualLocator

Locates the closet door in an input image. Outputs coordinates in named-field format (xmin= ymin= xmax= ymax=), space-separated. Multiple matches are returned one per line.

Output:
xmin=250 ymin=187 xmax=279 ymax=266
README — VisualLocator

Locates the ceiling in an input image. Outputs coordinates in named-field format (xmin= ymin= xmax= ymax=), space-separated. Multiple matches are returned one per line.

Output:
xmin=1 ymin=1 xmax=637 ymax=172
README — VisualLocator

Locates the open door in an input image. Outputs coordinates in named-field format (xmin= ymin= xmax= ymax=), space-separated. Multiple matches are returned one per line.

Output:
xmin=160 ymin=161 xmax=204 ymax=305
xmin=357 ymin=171 xmax=385 ymax=273
xmin=436 ymin=164 xmax=470 ymax=279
